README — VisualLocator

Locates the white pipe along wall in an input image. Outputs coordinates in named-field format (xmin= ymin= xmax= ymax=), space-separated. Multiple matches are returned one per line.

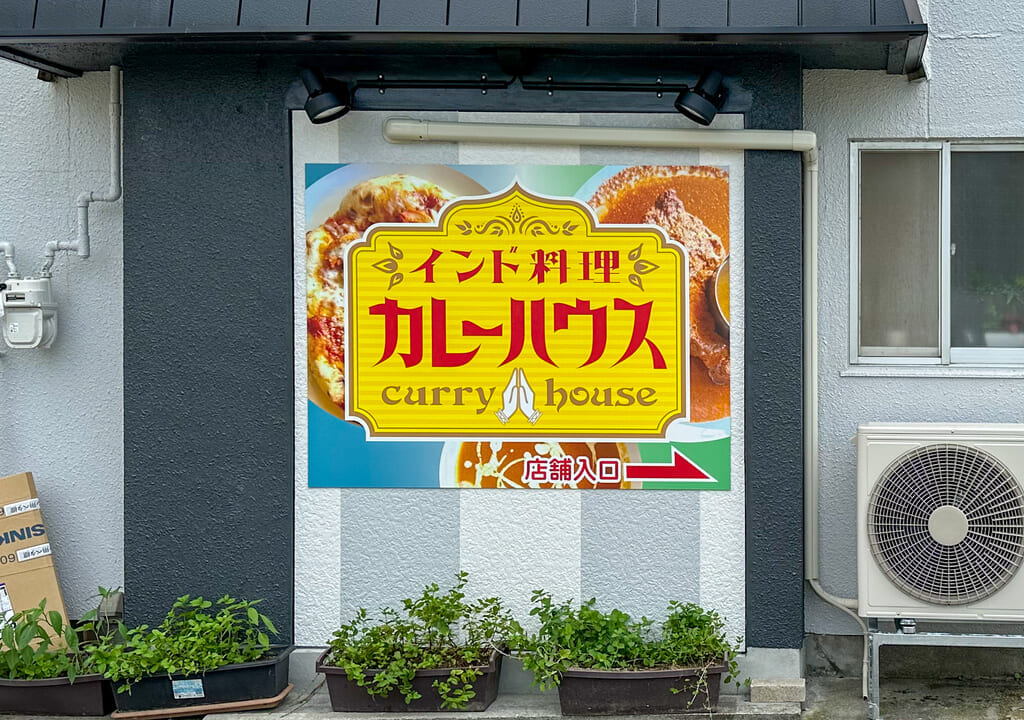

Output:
xmin=0 ymin=241 xmax=16 ymax=277
xmin=383 ymin=118 xmax=864 ymax=686
xmin=42 ymin=65 xmax=122 ymax=275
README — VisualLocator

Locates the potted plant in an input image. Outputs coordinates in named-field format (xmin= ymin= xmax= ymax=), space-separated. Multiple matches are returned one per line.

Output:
xmin=0 ymin=598 xmax=112 ymax=715
xmin=514 ymin=592 xmax=745 ymax=715
xmin=90 ymin=594 xmax=292 ymax=714
xmin=317 ymin=572 xmax=521 ymax=711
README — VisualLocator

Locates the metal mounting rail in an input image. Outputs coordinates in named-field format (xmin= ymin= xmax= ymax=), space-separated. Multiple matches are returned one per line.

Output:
xmin=867 ymin=626 xmax=1024 ymax=720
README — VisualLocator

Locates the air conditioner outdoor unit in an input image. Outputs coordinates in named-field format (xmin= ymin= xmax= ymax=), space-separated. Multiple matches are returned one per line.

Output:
xmin=857 ymin=423 xmax=1024 ymax=621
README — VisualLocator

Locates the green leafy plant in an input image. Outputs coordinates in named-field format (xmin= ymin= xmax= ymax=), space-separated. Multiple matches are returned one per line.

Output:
xmin=0 ymin=598 xmax=95 ymax=682
xmin=90 ymin=595 xmax=277 ymax=693
xmin=324 ymin=572 xmax=521 ymax=710
xmin=969 ymin=273 xmax=1024 ymax=332
xmin=513 ymin=592 xmax=745 ymax=711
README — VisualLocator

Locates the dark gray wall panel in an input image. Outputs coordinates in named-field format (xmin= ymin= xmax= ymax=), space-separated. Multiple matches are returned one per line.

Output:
xmin=742 ymin=55 xmax=804 ymax=649
xmin=802 ymin=0 xmax=869 ymax=27
xmin=875 ymin=0 xmax=910 ymax=25
xmin=0 ymin=0 xmax=35 ymax=29
xmin=658 ymin=0 xmax=727 ymax=28
xmin=378 ymin=0 xmax=446 ymax=28
xmin=307 ymin=0 xmax=377 ymax=28
xmin=730 ymin=0 xmax=798 ymax=27
xmin=240 ymin=0 xmax=309 ymax=26
xmin=589 ymin=0 xmax=657 ymax=28
xmin=447 ymin=0 xmax=517 ymax=29
xmin=34 ymin=0 xmax=102 ymax=31
xmin=518 ymin=0 xmax=587 ymax=29
xmin=123 ymin=55 xmax=294 ymax=639
xmin=170 ymin=0 xmax=240 ymax=28
xmin=102 ymin=0 xmax=171 ymax=29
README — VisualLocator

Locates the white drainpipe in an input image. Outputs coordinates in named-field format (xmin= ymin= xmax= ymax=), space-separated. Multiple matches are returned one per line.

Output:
xmin=0 ymin=242 xmax=17 ymax=278
xmin=42 ymin=65 xmax=122 ymax=276
xmin=383 ymin=117 xmax=868 ymax=695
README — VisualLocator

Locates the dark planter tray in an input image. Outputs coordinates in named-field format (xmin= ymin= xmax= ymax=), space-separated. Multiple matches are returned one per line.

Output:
xmin=0 ymin=673 xmax=113 ymax=716
xmin=111 ymin=645 xmax=293 ymax=713
xmin=316 ymin=648 xmax=502 ymax=712
xmin=558 ymin=663 xmax=726 ymax=715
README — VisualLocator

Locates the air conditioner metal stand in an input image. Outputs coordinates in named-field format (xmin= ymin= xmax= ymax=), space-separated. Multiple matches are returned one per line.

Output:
xmin=867 ymin=619 xmax=1024 ymax=720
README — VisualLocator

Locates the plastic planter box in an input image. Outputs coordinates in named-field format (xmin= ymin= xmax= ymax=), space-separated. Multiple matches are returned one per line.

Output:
xmin=316 ymin=648 xmax=502 ymax=712
xmin=111 ymin=646 xmax=292 ymax=713
xmin=557 ymin=663 xmax=726 ymax=715
xmin=0 ymin=673 xmax=113 ymax=716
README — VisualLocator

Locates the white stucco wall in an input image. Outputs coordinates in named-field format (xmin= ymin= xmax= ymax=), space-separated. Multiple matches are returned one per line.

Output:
xmin=0 ymin=60 xmax=123 ymax=617
xmin=804 ymin=0 xmax=1024 ymax=634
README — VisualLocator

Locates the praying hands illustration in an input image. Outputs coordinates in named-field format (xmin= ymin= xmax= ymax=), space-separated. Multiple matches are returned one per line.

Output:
xmin=495 ymin=368 xmax=542 ymax=425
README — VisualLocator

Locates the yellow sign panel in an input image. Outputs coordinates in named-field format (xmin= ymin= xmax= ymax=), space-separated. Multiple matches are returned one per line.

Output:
xmin=345 ymin=185 xmax=688 ymax=438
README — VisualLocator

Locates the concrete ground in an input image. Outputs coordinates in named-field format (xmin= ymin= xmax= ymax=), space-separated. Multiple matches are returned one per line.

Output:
xmin=5 ymin=676 xmax=1020 ymax=719
xmin=805 ymin=678 xmax=1024 ymax=720
xmin=210 ymin=676 xmax=1024 ymax=720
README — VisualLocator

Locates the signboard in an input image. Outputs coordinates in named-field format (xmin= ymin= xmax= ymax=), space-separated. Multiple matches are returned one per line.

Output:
xmin=306 ymin=164 xmax=731 ymax=489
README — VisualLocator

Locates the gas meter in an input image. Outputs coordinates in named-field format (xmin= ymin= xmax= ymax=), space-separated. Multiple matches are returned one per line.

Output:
xmin=1 ymin=277 xmax=57 ymax=349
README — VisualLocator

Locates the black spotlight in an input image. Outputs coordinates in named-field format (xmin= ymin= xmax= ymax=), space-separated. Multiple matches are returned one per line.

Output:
xmin=300 ymin=68 xmax=350 ymax=124
xmin=674 ymin=70 xmax=727 ymax=127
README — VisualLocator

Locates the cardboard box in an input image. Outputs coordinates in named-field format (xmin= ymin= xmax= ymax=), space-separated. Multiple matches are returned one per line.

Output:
xmin=0 ymin=472 xmax=68 ymax=631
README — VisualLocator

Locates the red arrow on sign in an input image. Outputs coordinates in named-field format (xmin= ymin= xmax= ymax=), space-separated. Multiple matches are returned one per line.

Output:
xmin=625 ymin=448 xmax=713 ymax=482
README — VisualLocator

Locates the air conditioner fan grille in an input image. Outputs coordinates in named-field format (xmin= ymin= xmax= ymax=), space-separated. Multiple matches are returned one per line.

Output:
xmin=868 ymin=443 xmax=1024 ymax=605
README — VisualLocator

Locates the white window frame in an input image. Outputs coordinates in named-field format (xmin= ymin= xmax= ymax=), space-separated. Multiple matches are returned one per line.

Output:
xmin=850 ymin=140 xmax=1024 ymax=367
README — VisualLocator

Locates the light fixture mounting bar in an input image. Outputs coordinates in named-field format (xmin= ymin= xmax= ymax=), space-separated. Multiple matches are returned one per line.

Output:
xmin=356 ymin=75 xmax=513 ymax=93
xmin=520 ymin=78 xmax=687 ymax=94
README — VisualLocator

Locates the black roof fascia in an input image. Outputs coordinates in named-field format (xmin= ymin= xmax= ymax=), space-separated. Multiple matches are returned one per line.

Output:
xmin=0 ymin=26 xmax=928 ymax=78
xmin=0 ymin=24 xmax=928 ymax=40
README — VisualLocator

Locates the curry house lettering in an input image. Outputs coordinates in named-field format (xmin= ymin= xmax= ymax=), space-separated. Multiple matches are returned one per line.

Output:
xmin=377 ymin=381 xmax=656 ymax=414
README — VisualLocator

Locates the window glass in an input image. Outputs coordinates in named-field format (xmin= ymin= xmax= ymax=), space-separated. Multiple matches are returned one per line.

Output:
xmin=950 ymin=151 xmax=1024 ymax=350
xmin=859 ymin=151 xmax=941 ymax=356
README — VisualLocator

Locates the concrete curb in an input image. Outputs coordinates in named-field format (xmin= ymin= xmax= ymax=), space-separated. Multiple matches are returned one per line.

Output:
xmin=215 ymin=690 xmax=802 ymax=720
